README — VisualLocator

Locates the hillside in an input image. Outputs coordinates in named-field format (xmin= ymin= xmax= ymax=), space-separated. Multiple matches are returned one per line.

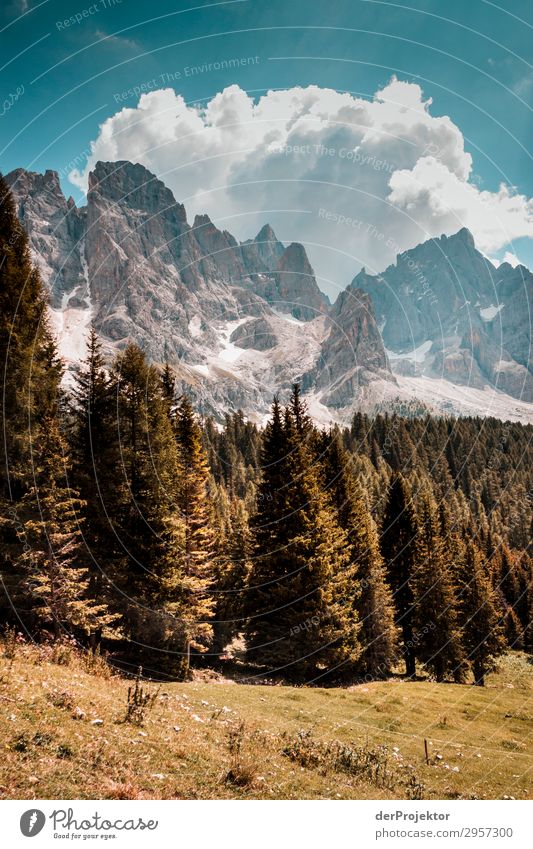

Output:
xmin=1 ymin=638 xmax=531 ymax=801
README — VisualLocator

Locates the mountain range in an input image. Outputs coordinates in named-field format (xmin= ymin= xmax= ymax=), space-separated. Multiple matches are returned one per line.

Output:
xmin=6 ymin=160 xmax=533 ymax=423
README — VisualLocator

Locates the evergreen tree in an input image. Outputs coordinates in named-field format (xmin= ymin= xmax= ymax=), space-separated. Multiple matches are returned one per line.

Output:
xmin=160 ymin=361 xmax=176 ymax=416
xmin=70 ymin=327 xmax=118 ymax=642
xmin=412 ymin=489 xmax=464 ymax=681
xmin=245 ymin=395 xmax=360 ymax=681
xmin=460 ymin=541 xmax=506 ymax=685
xmin=105 ymin=345 xmax=208 ymax=672
xmin=320 ymin=432 xmax=397 ymax=678
xmin=174 ymin=394 xmax=215 ymax=651
xmin=211 ymin=491 xmax=251 ymax=655
xmin=0 ymin=174 xmax=54 ymax=499
xmin=16 ymin=414 xmax=113 ymax=638
xmin=0 ymin=175 xmax=74 ymax=630
xmin=380 ymin=473 xmax=419 ymax=676
xmin=289 ymin=382 xmax=313 ymax=438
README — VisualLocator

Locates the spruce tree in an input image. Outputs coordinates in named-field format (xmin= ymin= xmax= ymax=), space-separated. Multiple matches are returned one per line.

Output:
xmin=105 ymin=345 xmax=210 ymax=672
xmin=460 ymin=541 xmax=506 ymax=685
xmin=380 ymin=473 xmax=419 ymax=676
xmin=160 ymin=361 xmax=176 ymax=416
xmin=211 ymin=491 xmax=251 ymax=655
xmin=412 ymin=489 xmax=464 ymax=681
xmin=245 ymin=394 xmax=359 ymax=681
xmin=320 ymin=432 xmax=397 ymax=678
xmin=174 ymin=394 xmax=215 ymax=649
xmin=16 ymin=413 xmax=114 ymax=638
xmin=71 ymin=327 xmax=118 ymax=642
xmin=0 ymin=175 xmax=78 ymax=631
xmin=0 ymin=173 xmax=54 ymax=498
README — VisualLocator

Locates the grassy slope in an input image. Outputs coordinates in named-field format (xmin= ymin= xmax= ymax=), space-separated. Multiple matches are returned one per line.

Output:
xmin=0 ymin=642 xmax=531 ymax=800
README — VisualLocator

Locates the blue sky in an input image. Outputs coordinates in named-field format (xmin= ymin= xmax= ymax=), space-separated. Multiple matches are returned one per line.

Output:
xmin=1 ymin=0 xmax=532 ymax=288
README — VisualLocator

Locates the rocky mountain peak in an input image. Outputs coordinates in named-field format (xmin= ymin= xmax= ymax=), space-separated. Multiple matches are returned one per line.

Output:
xmin=271 ymin=242 xmax=329 ymax=320
xmin=7 ymin=166 xmax=61 ymax=193
xmin=304 ymin=285 xmax=393 ymax=408
xmin=9 ymin=158 xmax=533 ymax=422
xmin=355 ymin=228 xmax=533 ymax=402
xmin=279 ymin=241 xmax=312 ymax=270
xmin=255 ymin=223 xmax=278 ymax=243
xmin=240 ymin=222 xmax=285 ymax=275
xmin=5 ymin=167 xmax=86 ymax=305
xmin=88 ymin=160 xmax=186 ymax=222
xmin=449 ymin=226 xmax=475 ymax=248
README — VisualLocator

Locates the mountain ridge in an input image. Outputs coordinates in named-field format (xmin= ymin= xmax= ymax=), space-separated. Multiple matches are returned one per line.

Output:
xmin=5 ymin=160 xmax=533 ymax=423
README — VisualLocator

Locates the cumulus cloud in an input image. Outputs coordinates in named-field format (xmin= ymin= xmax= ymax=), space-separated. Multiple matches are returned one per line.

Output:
xmin=501 ymin=251 xmax=521 ymax=268
xmin=70 ymin=78 xmax=533 ymax=299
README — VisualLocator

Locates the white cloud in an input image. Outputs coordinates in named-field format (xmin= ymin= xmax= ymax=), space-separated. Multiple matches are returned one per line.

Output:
xmin=70 ymin=78 xmax=533 ymax=299
xmin=502 ymin=250 xmax=521 ymax=268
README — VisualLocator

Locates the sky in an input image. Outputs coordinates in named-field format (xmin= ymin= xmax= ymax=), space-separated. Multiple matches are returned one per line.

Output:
xmin=1 ymin=0 xmax=532 ymax=298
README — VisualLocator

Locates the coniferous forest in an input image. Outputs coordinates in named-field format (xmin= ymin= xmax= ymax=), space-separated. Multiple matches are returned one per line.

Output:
xmin=1 ymin=174 xmax=532 ymax=688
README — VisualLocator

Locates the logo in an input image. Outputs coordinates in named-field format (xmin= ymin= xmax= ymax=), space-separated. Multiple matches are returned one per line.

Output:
xmin=20 ymin=810 xmax=46 ymax=837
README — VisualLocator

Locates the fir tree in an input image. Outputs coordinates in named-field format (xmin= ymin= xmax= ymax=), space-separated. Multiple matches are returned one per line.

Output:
xmin=71 ymin=327 xmax=117 ymax=642
xmin=211 ymin=491 xmax=251 ymax=655
xmin=380 ymin=473 xmax=419 ymax=676
xmin=460 ymin=541 xmax=506 ymax=685
xmin=174 ymin=394 xmax=215 ymax=651
xmin=16 ymin=414 xmax=114 ymax=638
xmin=320 ymin=432 xmax=397 ymax=678
xmin=106 ymin=345 xmax=208 ymax=672
xmin=0 ymin=175 xmax=71 ymax=629
xmin=245 ymin=395 xmax=359 ymax=681
xmin=412 ymin=489 xmax=464 ymax=681
xmin=160 ymin=361 xmax=176 ymax=417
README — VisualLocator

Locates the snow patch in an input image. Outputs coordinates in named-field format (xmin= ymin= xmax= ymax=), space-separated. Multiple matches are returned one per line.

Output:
xmin=479 ymin=304 xmax=504 ymax=321
xmin=271 ymin=308 xmax=304 ymax=325
xmin=216 ymin=318 xmax=249 ymax=364
xmin=191 ymin=363 xmax=210 ymax=378
xmin=395 ymin=375 xmax=533 ymax=424
xmin=188 ymin=315 xmax=202 ymax=338
xmin=48 ymin=236 xmax=93 ymax=378
xmin=386 ymin=340 xmax=432 ymax=364
xmin=304 ymin=392 xmax=342 ymax=428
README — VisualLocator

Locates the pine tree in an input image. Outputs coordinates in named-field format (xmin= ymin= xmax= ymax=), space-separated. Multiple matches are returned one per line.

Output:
xmin=160 ymin=361 xmax=176 ymax=416
xmin=104 ymin=345 xmax=208 ymax=673
xmin=0 ymin=173 xmax=54 ymax=497
xmin=380 ymin=473 xmax=419 ymax=676
xmin=71 ymin=327 xmax=118 ymax=642
xmin=211 ymin=490 xmax=251 ymax=655
xmin=412 ymin=489 xmax=464 ymax=681
xmin=16 ymin=414 xmax=114 ymax=638
xmin=320 ymin=432 xmax=397 ymax=678
xmin=174 ymin=394 xmax=215 ymax=652
xmin=289 ymin=382 xmax=313 ymax=438
xmin=0 ymin=175 xmax=72 ymax=629
xmin=245 ymin=395 xmax=359 ymax=681
xmin=460 ymin=541 xmax=506 ymax=685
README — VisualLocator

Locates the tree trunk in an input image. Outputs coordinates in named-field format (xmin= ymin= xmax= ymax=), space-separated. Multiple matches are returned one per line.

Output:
xmin=405 ymin=645 xmax=416 ymax=677
xmin=473 ymin=659 xmax=485 ymax=686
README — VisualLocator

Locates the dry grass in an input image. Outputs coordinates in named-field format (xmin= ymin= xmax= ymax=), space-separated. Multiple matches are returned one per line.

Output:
xmin=0 ymin=638 xmax=531 ymax=800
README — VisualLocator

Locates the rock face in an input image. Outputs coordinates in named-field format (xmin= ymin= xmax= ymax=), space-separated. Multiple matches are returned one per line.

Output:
xmin=269 ymin=242 xmax=329 ymax=320
xmin=243 ymin=234 xmax=329 ymax=320
xmin=355 ymin=229 xmax=533 ymax=402
xmin=84 ymin=161 xmax=270 ymax=358
xmin=6 ymin=168 xmax=86 ymax=308
xmin=230 ymin=318 xmax=278 ymax=351
xmin=7 ymin=160 xmax=533 ymax=422
xmin=7 ymin=160 xmax=384 ymax=421
xmin=240 ymin=224 xmax=285 ymax=274
xmin=305 ymin=287 xmax=392 ymax=408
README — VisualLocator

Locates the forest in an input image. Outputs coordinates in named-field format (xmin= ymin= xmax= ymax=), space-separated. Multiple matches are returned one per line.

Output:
xmin=1 ymin=173 xmax=532 ymax=687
